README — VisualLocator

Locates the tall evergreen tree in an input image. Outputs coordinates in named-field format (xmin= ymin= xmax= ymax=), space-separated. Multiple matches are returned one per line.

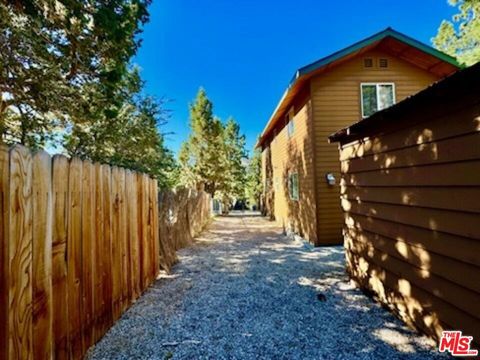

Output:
xmin=218 ymin=117 xmax=247 ymax=210
xmin=433 ymin=0 xmax=480 ymax=65
xmin=179 ymin=88 xmax=225 ymax=195
xmin=1 ymin=1 xmax=176 ymax=187
xmin=0 ymin=0 xmax=151 ymax=147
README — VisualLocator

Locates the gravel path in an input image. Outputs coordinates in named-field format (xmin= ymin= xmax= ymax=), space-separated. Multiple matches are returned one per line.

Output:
xmin=87 ymin=213 xmax=443 ymax=360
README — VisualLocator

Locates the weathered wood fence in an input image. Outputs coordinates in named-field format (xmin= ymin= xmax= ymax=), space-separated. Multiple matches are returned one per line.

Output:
xmin=0 ymin=144 xmax=160 ymax=359
xmin=158 ymin=189 xmax=212 ymax=271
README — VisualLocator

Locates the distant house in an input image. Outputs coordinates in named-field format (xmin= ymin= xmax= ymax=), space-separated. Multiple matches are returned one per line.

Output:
xmin=257 ymin=28 xmax=460 ymax=246
xmin=329 ymin=62 xmax=480 ymax=347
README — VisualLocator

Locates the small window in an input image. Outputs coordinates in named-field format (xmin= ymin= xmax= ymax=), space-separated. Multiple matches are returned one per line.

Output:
xmin=288 ymin=173 xmax=299 ymax=201
xmin=287 ymin=119 xmax=294 ymax=137
xmin=379 ymin=58 xmax=388 ymax=68
xmin=361 ymin=83 xmax=395 ymax=118
xmin=286 ymin=108 xmax=294 ymax=137
xmin=363 ymin=58 xmax=373 ymax=68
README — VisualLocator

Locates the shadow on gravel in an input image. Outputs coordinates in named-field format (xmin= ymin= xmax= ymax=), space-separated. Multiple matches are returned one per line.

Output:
xmin=87 ymin=214 xmax=444 ymax=360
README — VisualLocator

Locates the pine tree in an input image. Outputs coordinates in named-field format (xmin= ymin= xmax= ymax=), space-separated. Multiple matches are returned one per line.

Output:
xmin=218 ymin=117 xmax=247 ymax=211
xmin=433 ymin=0 xmax=480 ymax=66
xmin=0 ymin=0 xmax=152 ymax=146
xmin=64 ymin=68 xmax=176 ymax=188
xmin=179 ymin=88 xmax=225 ymax=195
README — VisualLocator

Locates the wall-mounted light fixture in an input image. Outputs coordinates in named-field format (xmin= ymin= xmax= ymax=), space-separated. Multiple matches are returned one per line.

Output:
xmin=325 ymin=173 xmax=336 ymax=186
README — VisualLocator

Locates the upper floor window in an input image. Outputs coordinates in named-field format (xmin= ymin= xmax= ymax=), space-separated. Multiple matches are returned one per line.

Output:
xmin=361 ymin=83 xmax=395 ymax=118
xmin=286 ymin=107 xmax=294 ymax=137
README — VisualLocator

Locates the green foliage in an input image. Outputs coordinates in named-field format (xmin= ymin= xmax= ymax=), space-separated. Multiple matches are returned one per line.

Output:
xmin=1 ymin=0 xmax=176 ymax=187
xmin=179 ymin=89 xmax=247 ymax=211
xmin=217 ymin=117 xmax=247 ymax=209
xmin=433 ymin=0 xmax=480 ymax=65
xmin=245 ymin=146 xmax=262 ymax=208
xmin=179 ymin=88 xmax=226 ymax=195
xmin=1 ymin=0 xmax=150 ymax=145
xmin=64 ymin=69 xmax=176 ymax=189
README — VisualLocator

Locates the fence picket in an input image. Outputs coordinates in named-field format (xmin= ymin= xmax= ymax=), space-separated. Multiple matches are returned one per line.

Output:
xmin=8 ymin=145 xmax=33 ymax=360
xmin=0 ymin=144 xmax=9 ymax=360
xmin=127 ymin=171 xmax=140 ymax=299
xmin=118 ymin=169 xmax=128 ymax=311
xmin=67 ymin=157 xmax=83 ymax=359
xmin=32 ymin=150 xmax=53 ymax=359
xmin=101 ymin=165 xmax=113 ymax=334
xmin=81 ymin=161 xmax=95 ymax=351
xmin=93 ymin=163 xmax=104 ymax=343
xmin=52 ymin=155 xmax=69 ymax=359
xmin=111 ymin=167 xmax=122 ymax=321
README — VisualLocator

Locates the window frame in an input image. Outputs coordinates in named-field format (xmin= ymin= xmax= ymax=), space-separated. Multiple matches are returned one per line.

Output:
xmin=287 ymin=118 xmax=294 ymax=137
xmin=360 ymin=82 xmax=396 ymax=118
xmin=288 ymin=172 xmax=299 ymax=201
xmin=286 ymin=107 xmax=295 ymax=138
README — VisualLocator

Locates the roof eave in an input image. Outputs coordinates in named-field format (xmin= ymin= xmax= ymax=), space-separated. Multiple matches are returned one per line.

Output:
xmin=257 ymin=27 xmax=462 ymax=148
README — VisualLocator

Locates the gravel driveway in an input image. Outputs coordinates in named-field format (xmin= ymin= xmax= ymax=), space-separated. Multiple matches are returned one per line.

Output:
xmin=87 ymin=212 xmax=443 ymax=359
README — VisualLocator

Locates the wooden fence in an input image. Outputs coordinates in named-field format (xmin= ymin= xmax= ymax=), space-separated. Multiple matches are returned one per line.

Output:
xmin=0 ymin=144 xmax=160 ymax=359
xmin=158 ymin=188 xmax=212 ymax=272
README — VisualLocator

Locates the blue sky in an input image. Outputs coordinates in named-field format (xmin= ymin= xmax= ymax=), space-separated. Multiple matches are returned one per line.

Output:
xmin=133 ymin=0 xmax=456 ymax=156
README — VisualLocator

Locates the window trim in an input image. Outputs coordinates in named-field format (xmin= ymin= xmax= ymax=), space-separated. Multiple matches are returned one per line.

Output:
xmin=288 ymin=172 xmax=299 ymax=201
xmin=360 ymin=82 xmax=396 ymax=118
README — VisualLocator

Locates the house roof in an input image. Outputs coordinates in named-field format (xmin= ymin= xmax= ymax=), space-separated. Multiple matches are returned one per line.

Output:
xmin=257 ymin=27 xmax=461 ymax=148
xmin=329 ymin=61 xmax=480 ymax=144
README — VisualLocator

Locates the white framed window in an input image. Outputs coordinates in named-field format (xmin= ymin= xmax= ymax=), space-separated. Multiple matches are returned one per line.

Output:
xmin=288 ymin=172 xmax=299 ymax=201
xmin=360 ymin=83 xmax=395 ymax=118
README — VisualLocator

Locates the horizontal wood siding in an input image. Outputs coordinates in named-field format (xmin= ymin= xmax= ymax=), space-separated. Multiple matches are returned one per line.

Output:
xmin=338 ymin=94 xmax=480 ymax=344
xmin=310 ymin=49 xmax=440 ymax=245
xmin=262 ymin=91 xmax=318 ymax=243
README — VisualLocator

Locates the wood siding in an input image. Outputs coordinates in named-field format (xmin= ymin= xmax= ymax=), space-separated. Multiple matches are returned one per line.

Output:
xmin=261 ymin=90 xmax=318 ymax=243
xmin=338 ymin=95 xmax=480 ymax=344
xmin=310 ymin=49 xmax=441 ymax=245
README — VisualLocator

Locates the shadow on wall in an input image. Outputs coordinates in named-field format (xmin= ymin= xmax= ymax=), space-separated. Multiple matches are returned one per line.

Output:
xmin=262 ymin=145 xmax=275 ymax=221
xmin=281 ymin=100 xmax=318 ymax=244
xmin=338 ymin=105 xmax=480 ymax=345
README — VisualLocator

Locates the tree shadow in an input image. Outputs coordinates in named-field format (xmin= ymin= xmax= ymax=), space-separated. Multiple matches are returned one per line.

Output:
xmin=335 ymin=98 xmax=480 ymax=347
xmin=166 ymin=215 xmax=444 ymax=358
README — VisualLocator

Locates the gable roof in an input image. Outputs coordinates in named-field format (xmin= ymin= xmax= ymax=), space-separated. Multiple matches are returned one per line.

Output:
xmin=328 ymin=61 xmax=480 ymax=144
xmin=257 ymin=28 xmax=461 ymax=148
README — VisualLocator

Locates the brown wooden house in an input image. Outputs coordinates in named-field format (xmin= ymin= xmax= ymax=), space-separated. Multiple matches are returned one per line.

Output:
xmin=329 ymin=62 xmax=480 ymax=347
xmin=257 ymin=28 xmax=460 ymax=246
